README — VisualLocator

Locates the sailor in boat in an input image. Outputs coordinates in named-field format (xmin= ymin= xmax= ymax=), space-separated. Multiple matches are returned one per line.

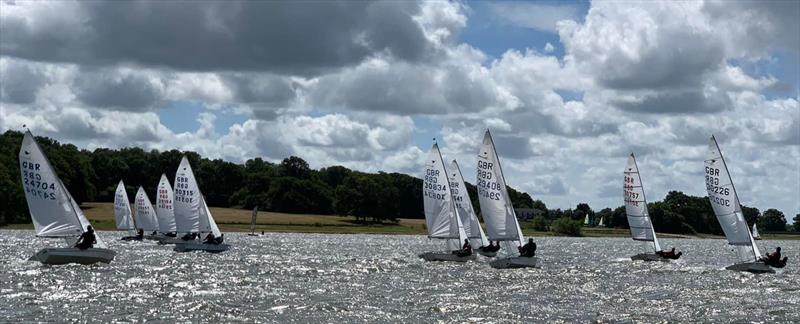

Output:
xmin=760 ymin=247 xmax=788 ymax=268
xmin=215 ymin=234 xmax=224 ymax=244
xmin=518 ymin=238 xmax=537 ymax=257
xmin=656 ymin=247 xmax=683 ymax=259
xmin=203 ymin=232 xmax=216 ymax=244
xmin=135 ymin=229 xmax=144 ymax=240
xmin=74 ymin=225 xmax=97 ymax=250
xmin=488 ymin=241 xmax=500 ymax=252
xmin=151 ymin=230 xmax=158 ymax=236
xmin=452 ymin=239 xmax=472 ymax=257
xmin=181 ymin=232 xmax=198 ymax=241
xmin=165 ymin=232 xmax=177 ymax=238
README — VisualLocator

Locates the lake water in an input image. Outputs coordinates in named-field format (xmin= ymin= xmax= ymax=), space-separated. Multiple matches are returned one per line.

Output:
xmin=1 ymin=230 xmax=798 ymax=322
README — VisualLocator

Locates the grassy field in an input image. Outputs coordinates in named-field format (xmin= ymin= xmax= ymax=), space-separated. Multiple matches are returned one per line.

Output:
xmin=3 ymin=202 xmax=798 ymax=239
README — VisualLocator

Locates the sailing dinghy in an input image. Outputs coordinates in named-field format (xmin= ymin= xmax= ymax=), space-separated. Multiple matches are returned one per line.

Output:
xmin=248 ymin=206 xmax=260 ymax=236
xmin=624 ymin=153 xmax=677 ymax=261
xmin=705 ymin=135 xmax=773 ymax=273
xmin=134 ymin=186 xmax=160 ymax=239
xmin=172 ymin=156 xmax=229 ymax=253
xmin=151 ymin=174 xmax=178 ymax=240
xmin=476 ymin=130 xmax=536 ymax=269
xmin=751 ymin=223 xmax=762 ymax=240
xmin=19 ymin=130 xmax=116 ymax=265
xmin=114 ymin=180 xmax=142 ymax=241
xmin=418 ymin=144 xmax=475 ymax=262
xmin=448 ymin=160 xmax=493 ymax=257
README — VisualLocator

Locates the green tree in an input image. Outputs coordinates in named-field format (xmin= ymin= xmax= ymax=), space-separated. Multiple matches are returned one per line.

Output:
xmin=550 ymin=217 xmax=582 ymax=236
xmin=793 ymin=214 xmax=800 ymax=232
xmin=759 ymin=209 xmax=787 ymax=232
xmin=531 ymin=215 xmax=548 ymax=231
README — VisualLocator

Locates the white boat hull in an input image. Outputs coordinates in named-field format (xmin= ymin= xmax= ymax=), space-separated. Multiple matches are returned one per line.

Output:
xmin=631 ymin=253 xmax=669 ymax=262
xmin=174 ymin=243 xmax=230 ymax=253
xmin=489 ymin=256 xmax=538 ymax=269
xmin=29 ymin=248 xmax=116 ymax=265
xmin=158 ymin=237 xmax=194 ymax=245
xmin=477 ymin=249 xmax=498 ymax=257
xmin=725 ymin=262 xmax=775 ymax=274
xmin=418 ymin=252 xmax=476 ymax=262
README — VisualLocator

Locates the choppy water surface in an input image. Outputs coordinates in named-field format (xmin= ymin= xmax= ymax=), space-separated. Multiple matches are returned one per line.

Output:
xmin=1 ymin=230 xmax=798 ymax=322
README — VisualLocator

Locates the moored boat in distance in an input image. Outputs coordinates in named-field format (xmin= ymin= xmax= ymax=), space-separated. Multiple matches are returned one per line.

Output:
xmin=418 ymin=143 xmax=475 ymax=262
xmin=751 ymin=223 xmax=761 ymax=240
xmin=705 ymin=135 xmax=773 ymax=273
xmin=624 ymin=153 xmax=679 ymax=262
xmin=19 ymin=130 xmax=116 ymax=265
xmin=248 ymin=206 xmax=260 ymax=236
xmin=476 ymin=130 xmax=537 ymax=269
xmin=172 ymin=156 xmax=229 ymax=253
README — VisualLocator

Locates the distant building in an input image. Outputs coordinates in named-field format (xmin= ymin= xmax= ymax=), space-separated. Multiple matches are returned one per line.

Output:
xmin=515 ymin=208 xmax=545 ymax=220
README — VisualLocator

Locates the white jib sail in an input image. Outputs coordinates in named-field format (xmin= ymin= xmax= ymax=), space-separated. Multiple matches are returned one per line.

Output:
xmin=63 ymin=179 xmax=106 ymax=248
xmin=114 ymin=180 xmax=135 ymax=233
xmin=134 ymin=186 xmax=159 ymax=232
xmin=476 ymin=130 xmax=525 ymax=247
xmin=449 ymin=159 xmax=489 ymax=246
xmin=199 ymin=195 xmax=222 ymax=237
xmin=705 ymin=135 xmax=761 ymax=261
xmin=623 ymin=153 xmax=662 ymax=252
xmin=18 ymin=131 xmax=86 ymax=238
xmin=752 ymin=224 xmax=760 ymax=239
xmin=422 ymin=144 xmax=459 ymax=239
xmin=174 ymin=156 xmax=201 ymax=234
xmin=156 ymin=174 xmax=177 ymax=233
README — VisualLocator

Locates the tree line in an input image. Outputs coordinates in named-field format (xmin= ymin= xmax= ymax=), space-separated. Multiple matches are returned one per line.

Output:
xmin=1 ymin=130 xmax=798 ymax=234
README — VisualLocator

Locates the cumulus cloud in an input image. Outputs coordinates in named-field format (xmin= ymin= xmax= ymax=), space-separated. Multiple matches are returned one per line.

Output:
xmin=489 ymin=2 xmax=579 ymax=33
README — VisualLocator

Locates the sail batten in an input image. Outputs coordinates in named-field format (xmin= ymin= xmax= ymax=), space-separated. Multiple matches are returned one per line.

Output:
xmin=623 ymin=153 xmax=661 ymax=252
xmin=705 ymin=136 xmax=761 ymax=261
xmin=476 ymin=130 xmax=525 ymax=246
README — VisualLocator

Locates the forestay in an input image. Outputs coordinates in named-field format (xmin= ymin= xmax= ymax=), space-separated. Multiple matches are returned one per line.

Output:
xmin=704 ymin=135 xmax=761 ymax=261
xmin=422 ymin=144 xmax=459 ymax=239
xmin=134 ymin=186 xmax=159 ymax=232
xmin=623 ymin=153 xmax=662 ymax=252
xmin=174 ymin=157 xmax=201 ymax=234
xmin=448 ymin=160 xmax=489 ymax=246
xmin=476 ymin=130 xmax=524 ymax=246
xmin=18 ymin=131 xmax=85 ymax=238
xmin=114 ymin=180 xmax=135 ymax=232
xmin=156 ymin=174 xmax=177 ymax=233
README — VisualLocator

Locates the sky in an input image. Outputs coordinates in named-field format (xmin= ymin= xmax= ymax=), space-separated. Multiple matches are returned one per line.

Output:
xmin=1 ymin=0 xmax=798 ymax=215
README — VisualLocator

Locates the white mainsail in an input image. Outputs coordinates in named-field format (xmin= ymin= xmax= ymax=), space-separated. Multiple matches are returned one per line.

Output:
xmin=623 ymin=153 xmax=662 ymax=252
xmin=752 ymin=223 xmax=761 ymax=239
xmin=199 ymin=195 xmax=222 ymax=237
xmin=156 ymin=174 xmax=177 ymax=233
xmin=250 ymin=206 xmax=258 ymax=234
xmin=134 ymin=186 xmax=159 ymax=232
xmin=598 ymin=216 xmax=605 ymax=227
xmin=18 ymin=130 xmax=86 ymax=238
xmin=476 ymin=130 xmax=525 ymax=247
xmin=114 ymin=180 xmax=135 ymax=234
xmin=705 ymin=135 xmax=761 ymax=262
xmin=584 ymin=214 xmax=590 ymax=225
xmin=174 ymin=157 xmax=201 ymax=234
xmin=422 ymin=144 xmax=461 ymax=240
xmin=448 ymin=159 xmax=489 ymax=247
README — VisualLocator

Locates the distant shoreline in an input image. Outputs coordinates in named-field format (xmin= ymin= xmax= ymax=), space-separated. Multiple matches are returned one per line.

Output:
xmin=3 ymin=202 xmax=799 ymax=240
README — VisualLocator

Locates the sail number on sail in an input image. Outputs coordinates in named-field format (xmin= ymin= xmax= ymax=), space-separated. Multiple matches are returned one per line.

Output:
xmin=136 ymin=197 xmax=150 ymax=217
xmin=157 ymin=187 xmax=172 ymax=209
xmin=20 ymin=161 xmax=57 ymax=200
xmin=174 ymin=176 xmax=195 ymax=203
xmin=423 ymin=169 xmax=448 ymax=200
xmin=705 ymin=167 xmax=731 ymax=207
xmin=476 ymin=160 xmax=501 ymax=200
xmin=449 ymin=180 xmax=467 ymax=209
xmin=623 ymin=176 xmax=640 ymax=206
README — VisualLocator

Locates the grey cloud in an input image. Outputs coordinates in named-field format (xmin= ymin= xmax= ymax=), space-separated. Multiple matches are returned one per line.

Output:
xmin=613 ymin=89 xmax=728 ymax=114
xmin=0 ymin=59 xmax=46 ymax=104
xmin=1 ymin=1 xmax=430 ymax=75
xmin=74 ymin=70 xmax=162 ymax=110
